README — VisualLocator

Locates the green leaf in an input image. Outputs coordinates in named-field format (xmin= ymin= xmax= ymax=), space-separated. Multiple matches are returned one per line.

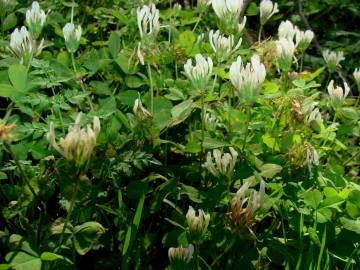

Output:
xmin=340 ymin=217 xmax=360 ymax=234
xmin=118 ymin=90 xmax=139 ymax=107
xmin=125 ymin=76 xmax=145 ymax=88
xmin=90 ymin=81 xmax=112 ymax=96
xmin=2 ymin=13 xmax=17 ymax=31
xmin=5 ymin=252 xmax=41 ymax=270
xmin=108 ymin=31 xmax=121 ymax=59
xmin=259 ymin=163 xmax=283 ymax=178
xmin=8 ymin=64 xmax=27 ymax=92
xmin=303 ymin=190 xmax=322 ymax=209
xmin=115 ymin=52 xmax=138 ymax=74
xmin=170 ymin=99 xmax=194 ymax=126
xmin=40 ymin=252 xmax=70 ymax=264
xmin=73 ymin=222 xmax=105 ymax=255
xmin=0 ymin=83 xmax=15 ymax=97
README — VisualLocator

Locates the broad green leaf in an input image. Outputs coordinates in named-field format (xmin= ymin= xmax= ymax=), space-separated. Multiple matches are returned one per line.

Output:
xmin=340 ymin=217 xmax=360 ymax=234
xmin=40 ymin=252 xmax=68 ymax=263
xmin=170 ymin=99 xmax=194 ymax=126
xmin=8 ymin=64 xmax=27 ymax=92
xmin=5 ymin=252 xmax=41 ymax=270
xmin=115 ymin=52 xmax=138 ymax=74
xmin=125 ymin=76 xmax=145 ymax=88
xmin=0 ymin=83 xmax=14 ymax=97
xmin=259 ymin=163 xmax=283 ymax=178
xmin=108 ymin=31 xmax=121 ymax=59
xmin=2 ymin=13 xmax=17 ymax=31
xmin=118 ymin=90 xmax=139 ymax=107
xmin=303 ymin=190 xmax=322 ymax=209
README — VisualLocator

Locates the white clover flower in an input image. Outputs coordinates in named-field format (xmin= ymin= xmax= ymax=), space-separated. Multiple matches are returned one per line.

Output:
xmin=354 ymin=68 xmax=360 ymax=87
xmin=26 ymin=1 xmax=47 ymax=37
xmin=205 ymin=113 xmax=219 ymax=131
xmin=204 ymin=147 xmax=238 ymax=179
xmin=260 ymin=0 xmax=279 ymax=25
xmin=327 ymin=80 xmax=350 ymax=107
xmin=322 ymin=49 xmax=345 ymax=73
xmin=211 ymin=0 xmax=246 ymax=33
xmin=304 ymin=143 xmax=319 ymax=171
xmin=231 ymin=180 xmax=265 ymax=227
xmin=209 ymin=30 xmax=242 ymax=62
xmin=62 ymin=22 xmax=82 ymax=53
xmin=186 ymin=206 xmax=210 ymax=243
xmin=46 ymin=113 xmax=100 ymax=169
xmin=229 ymin=54 xmax=266 ymax=102
xmin=276 ymin=38 xmax=295 ymax=72
xmin=305 ymin=107 xmax=323 ymax=126
xmin=137 ymin=4 xmax=160 ymax=40
xmin=295 ymin=29 xmax=314 ymax=52
xmin=9 ymin=26 xmax=44 ymax=64
xmin=168 ymin=244 xmax=194 ymax=266
xmin=278 ymin=20 xmax=297 ymax=41
xmin=184 ymin=54 xmax=213 ymax=90
xmin=133 ymin=98 xmax=152 ymax=119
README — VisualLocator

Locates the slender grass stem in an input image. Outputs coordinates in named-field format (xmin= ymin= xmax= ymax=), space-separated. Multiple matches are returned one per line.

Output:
xmin=242 ymin=106 xmax=251 ymax=152
xmin=258 ymin=25 xmax=263 ymax=43
xmin=211 ymin=238 xmax=235 ymax=267
xmin=200 ymin=92 xmax=206 ymax=178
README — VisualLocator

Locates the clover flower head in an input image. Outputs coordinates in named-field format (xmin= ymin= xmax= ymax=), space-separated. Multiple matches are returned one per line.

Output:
xmin=184 ymin=54 xmax=213 ymax=90
xmin=46 ymin=113 xmax=100 ymax=170
xmin=62 ymin=22 xmax=82 ymax=53
xmin=276 ymin=38 xmax=295 ymax=72
xmin=278 ymin=20 xmax=297 ymax=41
xmin=137 ymin=4 xmax=160 ymax=39
xmin=211 ymin=0 xmax=243 ymax=20
xmin=186 ymin=206 xmax=210 ymax=243
xmin=204 ymin=147 xmax=238 ymax=179
xmin=168 ymin=244 xmax=194 ymax=268
xmin=231 ymin=180 xmax=265 ymax=227
xmin=295 ymin=29 xmax=314 ymax=52
xmin=229 ymin=54 xmax=266 ymax=102
xmin=322 ymin=49 xmax=345 ymax=73
xmin=327 ymin=80 xmax=350 ymax=107
xmin=209 ymin=29 xmax=242 ymax=62
xmin=26 ymin=1 xmax=47 ymax=37
xmin=304 ymin=143 xmax=319 ymax=171
xmin=9 ymin=26 xmax=44 ymax=64
xmin=260 ymin=0 xmax=279 ymax=25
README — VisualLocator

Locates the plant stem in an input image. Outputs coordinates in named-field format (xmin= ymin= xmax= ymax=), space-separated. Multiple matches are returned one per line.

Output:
xmin=71 ymin=53 xmax=77 ymax=74
xmin=211 ymin=238 xmax=235 ymax=267
xmin=242 ymin=106 xmax=251 ymax=152
xmin=300 ymin=51 xmax=305 ymax=72
xmin=56 ymin=178 xmax=80 ymax=252
xmin=4 ymin=142 xmax=38 ymax=199
xmin=200 ymin=92 xmax=206 ymax=177
xmin=147 ymin=63 xmax=154 ymax=114
xmin=258 ymin=25 xmax=263 ymax=43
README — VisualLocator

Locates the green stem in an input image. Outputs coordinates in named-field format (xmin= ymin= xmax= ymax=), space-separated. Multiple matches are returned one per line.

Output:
xmin=56 ymin=178 xmax=80 ymax=252
xmin=4 ymin=142 xmax=38 ymax=199
xmin=71 ymin=53 xmax=77 ymax=74
xmin=300 ymin=51 xmax=305 ymax=72
xmin=200 ymin=92 xmax=206 ymax=177
xmin=192 ymin=12 xmax=202 ymax=32
xmin=242 ymin=106 xmax=251 ymax=152
xmin=228 ymin=88 xmax=233 ymax=134
xmin=258 ymin=25 xmax=263 ymax=43
xmin=211 ymin=238 xmax=236 ymax=267
xmin=147 ymin=63 xmax=154 ymax=114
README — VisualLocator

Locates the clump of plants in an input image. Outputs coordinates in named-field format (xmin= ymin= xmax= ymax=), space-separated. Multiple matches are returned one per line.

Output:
xmin=0 ymin=0 xmax=359 ymax=269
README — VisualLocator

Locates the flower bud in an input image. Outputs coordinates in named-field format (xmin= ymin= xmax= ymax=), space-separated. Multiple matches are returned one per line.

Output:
xmin=260 ymin=0 xmax=279 ymax=25
xmin=322 ymin=49 xmax=344 ymax=73
xmin=211 ymin=0 xmax=245 ymax=34
xmin=304 ymin=143 xmax=319 ymax=171
xmin=229 ymin=54 xmax=266 ymax=103
xmin=353 ymin=68 xmax=360 ymax=88
xmin=184 ymin=54 xmax=213 ymax=90
xmin=133 ymin=98 xmax=152 ymax=120
xmin=168 ymin=244 xmax=194 ymax=269
xmin=276 ymin=38 xmax=295 ymax=72
xmin=186 ymin=206 xmax=210 ymax=243
xmin=26 ymin=1 xmax=47 ymax=38
xmin=62 ymin=22 xmax=82 ymax=53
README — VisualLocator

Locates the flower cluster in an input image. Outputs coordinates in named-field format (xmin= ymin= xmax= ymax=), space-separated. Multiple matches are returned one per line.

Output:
xmin=137 ymin=4 xmax=160 ymax=40
xmin=184 ymin=54 xmax=213 ymax=90
xmin=276 ymin=38 xmax=295 ymax=72
xmin=304 ymin=143 xmax=319 ymax=171
xmin=209 ymin=29 xmax=242 ymax=62
xmin=9 ymin=26 xmax=44 ymax=65
xmin=260 ymin=0 xmax=279 ymax=25
xmin=231 ymin=180 xmax=265 ymax=227
xmin=186 ymin=206 xmax=210 ymax=243
xmin=229 ymin=55 xmax=266 ymax=103
xmin=211 ymin=0 xmax=246 ymax=33
xmin=322 ymin=50 xmax=345 ymax=73
xmin=204 ymin=147 xmax=238 ymax=180
xmin=327 ymin=80 xmax=350 ymax=108
xmin=62 ymin=23 xmax=82 ymax=53
xmin=168 ymin=244 xmax=194 ymax=269
xmin=46 ymin=113 xmax=100 ymax=170
xmin=26 ymin=1 xmax=47 ymax=38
